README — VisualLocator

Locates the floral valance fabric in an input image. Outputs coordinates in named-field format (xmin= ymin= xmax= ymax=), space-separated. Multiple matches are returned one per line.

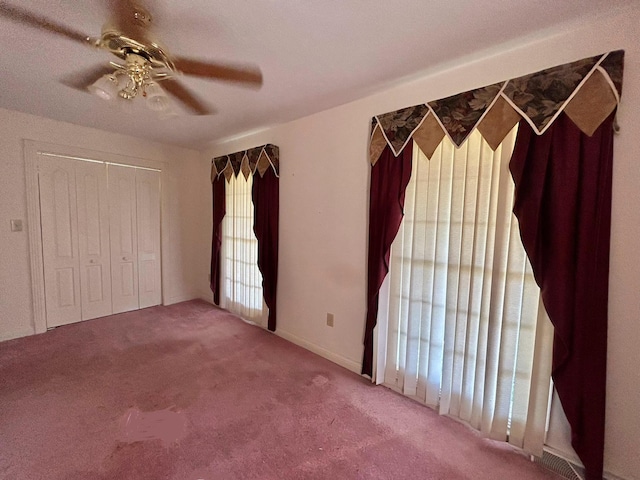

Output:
xmin=211 ymin=144 xmax=279 ymax=182
xmin=370 ymin=50 xmax=624 ymax=164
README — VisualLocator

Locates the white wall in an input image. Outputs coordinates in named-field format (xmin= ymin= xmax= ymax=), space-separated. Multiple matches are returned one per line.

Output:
xmin=202 ymin=5 xmax=640 ymax=479
xmin=0 ymin=108 xmax=206 ymax=341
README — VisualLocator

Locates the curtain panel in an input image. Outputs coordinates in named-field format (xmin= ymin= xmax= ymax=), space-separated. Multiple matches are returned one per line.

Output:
xmin=210 ymin=144 xmax=280 ymax=331
xmin=210 ymin=176 xmax=226 ymax=305
xmin=364 ymin=51 xmax=624 ymax=480
xmin=510 ymin=112 xmax=615 ymax=479
xmin=253 ymin=168 xmax=279 ymax=332
xmin=363 ymin=143 xmax=413 ymax=376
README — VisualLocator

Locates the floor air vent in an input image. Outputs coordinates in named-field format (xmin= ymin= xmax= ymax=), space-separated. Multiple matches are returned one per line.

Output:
xmin=534 ymin=450 xmax=585 ymax=480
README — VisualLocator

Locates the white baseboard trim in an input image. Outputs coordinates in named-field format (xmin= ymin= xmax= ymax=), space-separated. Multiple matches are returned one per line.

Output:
xmin=163 ymin=293 xmax=199 ymax=306
xmin=0 ymin=328 xmax=36 ymax=343
xmin=199 ymin=290 xmax=214 ymax=303
xmin=195 ymin=295 xmax=217 ymax=308
xmin=275 ymin=329 xmax=362 ymax=375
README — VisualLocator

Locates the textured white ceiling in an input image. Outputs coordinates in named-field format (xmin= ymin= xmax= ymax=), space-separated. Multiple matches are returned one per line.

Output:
xmin=0 ymin=0 xmax=634 ymax=149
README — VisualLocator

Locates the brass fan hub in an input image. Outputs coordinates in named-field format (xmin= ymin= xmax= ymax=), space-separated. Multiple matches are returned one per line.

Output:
xmin=95 ymin=29 xmax=174 ymax=71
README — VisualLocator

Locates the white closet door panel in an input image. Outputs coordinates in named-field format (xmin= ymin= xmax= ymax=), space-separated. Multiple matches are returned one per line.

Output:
xmin=39 ymin=158 xmax=82 ymax=327
xmin=136 ymin=169 xmax=162 ymax=308
xmin=109 ymin=164 xmax=139 ymax=314
xmin=76 ymin=161 xmax=112 ymax=320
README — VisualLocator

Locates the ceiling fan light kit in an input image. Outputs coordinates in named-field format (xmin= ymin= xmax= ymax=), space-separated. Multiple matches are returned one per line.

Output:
xmin=87 ymin=73 xmax=120 ymax=101
xmin=83 ymin=54 xmax=174 ymax=114
xmin=144 ymin=82 xmax=171 ymax=112
xmin=0 ymin=0 xmax=264 ymax=116
xmin=88 ymin=72 xmax=175 ymax=114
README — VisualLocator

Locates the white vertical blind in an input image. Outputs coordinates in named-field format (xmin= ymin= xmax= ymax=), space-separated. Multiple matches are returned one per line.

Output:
xmin=381 ymin=127 xmax=553 ymax=455
xmin=221 ymin=175 xmax=265 ymax=324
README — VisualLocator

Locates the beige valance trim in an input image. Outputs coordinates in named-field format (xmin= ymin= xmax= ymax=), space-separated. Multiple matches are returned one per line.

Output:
xmin=211 ymin=144 xmax=279 ymax=182
xmin=370 ymin=50 xmax=624 ymax=164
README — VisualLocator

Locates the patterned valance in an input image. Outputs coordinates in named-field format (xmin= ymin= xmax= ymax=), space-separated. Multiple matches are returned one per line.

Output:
xmin=370 ymin=50 xmax=624 ymax=164
xmin=211 ymin=144 xmax=279 ymax=182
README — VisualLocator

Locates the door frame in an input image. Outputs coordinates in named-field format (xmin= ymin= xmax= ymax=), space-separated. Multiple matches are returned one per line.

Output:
xmin=24 ymin=140 xmax=164 ymax=332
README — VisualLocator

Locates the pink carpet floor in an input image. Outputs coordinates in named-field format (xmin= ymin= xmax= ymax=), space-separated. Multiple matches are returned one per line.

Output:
xmin=0 ymin=300 xmax=561 ymax=479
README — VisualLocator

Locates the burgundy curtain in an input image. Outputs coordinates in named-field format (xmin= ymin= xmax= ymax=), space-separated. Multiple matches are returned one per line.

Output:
xmin=510 ymin=112 xmax=615 ymax=480
xmin=209 ymin=176 xmax=226 ymax=304
xmin=252 ymin=167 xmax=279 ymax=332
xmin=362 ymin=143 xmax=413 ymax=377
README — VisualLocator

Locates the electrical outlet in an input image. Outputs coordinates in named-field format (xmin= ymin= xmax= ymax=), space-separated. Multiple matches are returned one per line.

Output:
xmin=326 ymin=313 xmax=334 ymax=327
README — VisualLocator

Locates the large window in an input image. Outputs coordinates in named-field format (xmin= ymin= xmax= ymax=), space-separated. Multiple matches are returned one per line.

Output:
xmin=378 ymin=128 xmax=553 ymax=453
xmin=221 ymin=175 xmax=266 ymax=324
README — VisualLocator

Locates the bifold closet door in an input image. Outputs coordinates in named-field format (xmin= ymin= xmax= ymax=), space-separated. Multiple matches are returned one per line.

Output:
xmin=109 ymin=165 xmax=140 ymax=314
xmin=135 ymin=169 xmax=161 ymax=309
xmin=108 ymin=165 xmax=162 ymax=313
xmin=40 ymin=158 xmax=113 ymax=326
xmin=39 ymin=157 xmax=82 ymax=327
xmin=75 ymin=161 xmax=112 ymax=320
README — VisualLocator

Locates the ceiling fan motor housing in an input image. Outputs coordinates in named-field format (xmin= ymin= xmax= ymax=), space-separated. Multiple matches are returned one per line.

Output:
xmin=97 ymin=28 xmax=175 ymax=71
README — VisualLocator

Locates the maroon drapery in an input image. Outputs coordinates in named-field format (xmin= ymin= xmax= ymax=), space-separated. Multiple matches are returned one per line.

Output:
xmin=252 ymin=167 xmax=279 ymax=332
xmin=362 ymin=143 xmax=413 ymax=377
xmin=209 ymin=176 xmax=226 ymax=304
xmin=510 ymin=112 xmax=615 ymax=480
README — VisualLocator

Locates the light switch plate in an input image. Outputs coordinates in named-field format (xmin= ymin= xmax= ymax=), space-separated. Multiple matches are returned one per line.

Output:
xmin=10 ymin=219 xmax=23 ymax=232
xmin=326 ymin=313 xmax=334 ymax=327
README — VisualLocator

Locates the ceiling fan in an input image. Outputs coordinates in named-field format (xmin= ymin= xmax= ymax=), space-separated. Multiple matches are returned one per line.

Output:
xmin=0 ymin=0 xmax=264 ymax=115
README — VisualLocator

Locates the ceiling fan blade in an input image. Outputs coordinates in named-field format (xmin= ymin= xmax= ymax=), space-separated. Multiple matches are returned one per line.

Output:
xmin=173 ymin=57 xmax=263 ymax=88
xmin=60 ymin=65 xmax=116 ymax=91
xmin=105 ymin=0 xmax=155 ymax=42
xmin=0 ymin=2 xmax=92 ymax=45
xmin=108 ymin=0 xmax=135 ymax=27
xmin=162 ymin=78 xmax=215 ymax=115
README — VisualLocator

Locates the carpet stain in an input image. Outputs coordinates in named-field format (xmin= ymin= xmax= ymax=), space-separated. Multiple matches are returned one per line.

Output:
xmin=311 ymin=374 xmax=330 ymax=387
xmin=120 ymin=407 xmax=187 ymax=446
